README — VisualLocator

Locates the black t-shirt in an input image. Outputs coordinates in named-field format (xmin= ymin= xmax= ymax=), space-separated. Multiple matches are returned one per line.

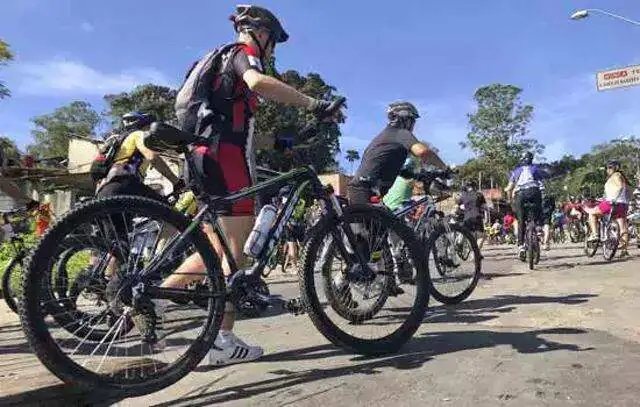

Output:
xmin=210 ymin=45 xmax=264 ymax=147
xmin=458 ymin=190 xmax=486 ymax=220
xmin=353 ymin=125 xmax=420 ymax=187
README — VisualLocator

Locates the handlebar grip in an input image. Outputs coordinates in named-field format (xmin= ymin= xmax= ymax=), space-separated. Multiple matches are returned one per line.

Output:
xmin=299 ymin=97 xmax=347 ymax=136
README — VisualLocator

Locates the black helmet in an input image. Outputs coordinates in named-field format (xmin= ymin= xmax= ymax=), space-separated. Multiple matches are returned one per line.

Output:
xmin=231 ymin=5 xmax=289 ymax=43
xmin=387 ymin=101 xmax=420 ymax=120
xmin=605 ymin=159 xmax=621 ymax=170
xmin=521 ymin=151 xmax=534 ymax=165
xmin=122 ymin=112 xmax=154 ymax=131
xmin=387 ymin=101 xmax=420 ymax=129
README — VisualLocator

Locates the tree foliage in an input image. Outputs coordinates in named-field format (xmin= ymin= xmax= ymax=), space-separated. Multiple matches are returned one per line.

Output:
xmin=0 ymin=136 xmax=21 ymax=164
xmin=104 ymin=84 xmax=178 ymax=128
xmin=461 ymin=84 xmax=544 ymax=186
xmin=28 ymin=101 xmax=100 ymax=159
xmin=541 ymin=137 xmax=640 ymax=201
xmin=345 ymin=149 xmax=360 ymax=174
xmin=255 ymin=70 xmax=344 ymax=173
xmin=0 ymin=39 xmax=14 ymax=99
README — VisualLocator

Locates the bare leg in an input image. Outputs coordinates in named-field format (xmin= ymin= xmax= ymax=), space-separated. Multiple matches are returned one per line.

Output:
xmin=162 ymin=216 xmax=254 ymax=332
xmin=285 ymin=241 xmax=298 ymax=271
xmin=543 ymin=224 xmax=550 ymax=249
xmin=617 ymin=217 xmax=629 ymax=250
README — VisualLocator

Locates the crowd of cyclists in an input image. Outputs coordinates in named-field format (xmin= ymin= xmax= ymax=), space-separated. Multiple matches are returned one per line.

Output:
xmin=1 ymin=4 xmax=639 ymax=396
xmin=470 ymin=158 xmax=640 ymax=260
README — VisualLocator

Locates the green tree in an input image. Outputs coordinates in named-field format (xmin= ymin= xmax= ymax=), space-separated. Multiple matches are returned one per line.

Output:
xmin=345 ymin=149 xmax=360 ymax=174
xmin=0 ymin=39 xmax=14 ymax=99
xmin=28 ymin=101 xmax=100 ymax=159
xmin=461 ymin=84 xmax=544 ymax=186
xmin=104 ymin=84 xmax=178 ymax=127
xmin=255 ymin=70 xmax=345 ymax=173
xmin=0 ymin=136 xmax=21 ymax=164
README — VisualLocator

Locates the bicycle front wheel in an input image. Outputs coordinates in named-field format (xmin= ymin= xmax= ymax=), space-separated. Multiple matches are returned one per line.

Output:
xmin=426 ymin=223 xmax=481 ymax=305
xmin=300 ymin=204 xmax=429 ymax=356
xmin=21 ymin=196 xmax=225 ymax=396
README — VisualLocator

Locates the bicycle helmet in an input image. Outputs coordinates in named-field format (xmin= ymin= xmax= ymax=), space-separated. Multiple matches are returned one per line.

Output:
xmin=231 ymin=5 xmax=288 ymax=43
xmin=122 ymin=112 xmax=154 ymax=131
xmin=605 ymin=159 xmax=621 ymax=171
xmin=387 ymin=101 xmax=420 ymax=129
xmin=521 ymin=151 xmax=534 ymax=165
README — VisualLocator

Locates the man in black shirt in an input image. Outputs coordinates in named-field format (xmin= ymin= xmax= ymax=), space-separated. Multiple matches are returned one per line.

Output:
xmin=458 ymin=181 xmax=488 ymax=253
xmin=349 ymin=101 xmax=441 ymax=204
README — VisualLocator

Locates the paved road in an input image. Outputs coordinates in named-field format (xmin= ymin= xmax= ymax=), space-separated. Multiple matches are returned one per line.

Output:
xmin=2 ymin=243 xmax=640 ymax=406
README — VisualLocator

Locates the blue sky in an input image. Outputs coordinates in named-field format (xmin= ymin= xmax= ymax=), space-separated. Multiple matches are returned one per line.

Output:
xmin=2 ymin=0 xmax=640 ymax=168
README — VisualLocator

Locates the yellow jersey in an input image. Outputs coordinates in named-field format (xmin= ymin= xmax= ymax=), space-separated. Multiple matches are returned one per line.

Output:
xmin=112 ymin=130 xmax=149 ymax=177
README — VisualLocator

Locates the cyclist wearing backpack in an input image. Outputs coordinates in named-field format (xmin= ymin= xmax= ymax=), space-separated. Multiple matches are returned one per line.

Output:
xmin=149 ymin=5 xmax=342 ymax=366
xmin=94 ymin=112 xmax=180 ymax=199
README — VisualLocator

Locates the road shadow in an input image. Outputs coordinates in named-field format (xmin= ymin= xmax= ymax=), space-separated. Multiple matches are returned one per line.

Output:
xmin=175 ymin=327 xmax=592 ymax=406
xmin=480 ymin=272 xmax=526 ymax=280
xmin=425 ymin=293 xmax=596 ymax=324
xmin=0 ymin=384 xmax=122 ymax=407
xmin=535 ymin=263 xmax=577 ymax=271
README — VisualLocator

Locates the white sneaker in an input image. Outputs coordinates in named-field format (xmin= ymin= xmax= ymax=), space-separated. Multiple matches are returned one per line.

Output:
xmin=207 ymin=331 xmax=263 ymax=366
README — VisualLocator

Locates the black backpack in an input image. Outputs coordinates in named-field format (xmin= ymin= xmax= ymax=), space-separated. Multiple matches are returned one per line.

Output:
xmin=174 ymin=43 xmax=242 ymax=136
xmin=89 ymin=132 xmax=129 ymax=183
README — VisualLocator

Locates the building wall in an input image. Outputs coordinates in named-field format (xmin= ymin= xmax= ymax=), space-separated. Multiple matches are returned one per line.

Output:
xmin=318 ymin=173 xmax=352 ymax=197
xmin=68 ymin=139 xmax=100 ymax=174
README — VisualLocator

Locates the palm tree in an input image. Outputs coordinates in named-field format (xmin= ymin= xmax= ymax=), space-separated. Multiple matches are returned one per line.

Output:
xmin=345 ymin=149 xmax=360 ymax=174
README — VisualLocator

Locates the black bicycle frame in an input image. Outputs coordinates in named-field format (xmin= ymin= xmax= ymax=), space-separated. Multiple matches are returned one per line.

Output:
xmin=143 ymin=165 xmax=358 ymax=301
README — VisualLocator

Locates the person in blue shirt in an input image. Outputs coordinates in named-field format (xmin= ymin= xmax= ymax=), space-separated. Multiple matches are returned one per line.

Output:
xmin=504 ymin=152 xmax=544 ymax=258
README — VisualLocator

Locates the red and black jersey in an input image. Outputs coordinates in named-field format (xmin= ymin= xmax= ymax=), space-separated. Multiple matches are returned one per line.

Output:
xmin=210 ymin=44 xmax=263 ymax=147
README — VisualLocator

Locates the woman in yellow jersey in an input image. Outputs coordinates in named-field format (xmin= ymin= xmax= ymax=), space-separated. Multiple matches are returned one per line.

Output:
xmin=96 ymin=112 xmax=180 ymax=200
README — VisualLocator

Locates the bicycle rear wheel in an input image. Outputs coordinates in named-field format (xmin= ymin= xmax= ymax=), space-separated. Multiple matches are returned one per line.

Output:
xmin=21 ymin=196 xmax=225 ymax=396
xmin=527 ymin=225 xmax=535 ymax=270
xmin=602 ymin=223 xmax=619 ymax=261
xmin=426 ymin=223 xmax=481 ymax=305
xmin=300 ymin=204 xmax=429 ymax=356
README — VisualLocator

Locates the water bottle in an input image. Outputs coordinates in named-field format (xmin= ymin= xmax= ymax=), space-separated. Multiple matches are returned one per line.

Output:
xmin=244 ymin=204 xmax=278 ymax=257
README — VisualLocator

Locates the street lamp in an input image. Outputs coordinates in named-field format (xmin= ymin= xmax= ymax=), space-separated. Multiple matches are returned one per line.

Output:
xmin=570 ymin=9 xmax=640 ymax=27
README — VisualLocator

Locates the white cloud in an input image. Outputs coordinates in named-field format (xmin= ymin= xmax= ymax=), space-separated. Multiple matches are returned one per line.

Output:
xmin=16 ymin=59 xmax=174 ymax=95
xmin=80 ymin=22 xmax=94 ymax=32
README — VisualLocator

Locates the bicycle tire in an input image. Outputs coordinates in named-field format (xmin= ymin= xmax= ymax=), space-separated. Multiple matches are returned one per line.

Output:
xmin=426 ymin=223 xmax=481 ymax=305
xmin=299 ymin=204 xmax=429 ymax=356
xmin=584 ymin=224 xmax=598 ymax=257
xmin=2 ymin=257 xmax=22 ymax=314
xmin=21 ymin=196 xmax=225 ymax=396
xmin=602 ymin=223 xmax=619 ymax=261
xmin=527 ymin=225 xmax=535 ymax=270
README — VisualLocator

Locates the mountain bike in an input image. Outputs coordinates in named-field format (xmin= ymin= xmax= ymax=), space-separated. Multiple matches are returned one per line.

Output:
xmin=324 ymin=169 xmax=481 ymax=307
xmin=20 ymin=98 xmax=429 ymax=396
xmin=552 ymin=223 xmax=566 ymax=244
xmin=584 ymin=203 xmax=620 ymax=261
xmin=394 ymin=170 xmax=481 ymax=304
xmin=567 ymin=217 xmax=586 ymax=243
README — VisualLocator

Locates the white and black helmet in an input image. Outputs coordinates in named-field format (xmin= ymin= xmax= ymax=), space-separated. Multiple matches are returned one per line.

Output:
xmin=387 ymin=101 xmax=420 ymax=128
